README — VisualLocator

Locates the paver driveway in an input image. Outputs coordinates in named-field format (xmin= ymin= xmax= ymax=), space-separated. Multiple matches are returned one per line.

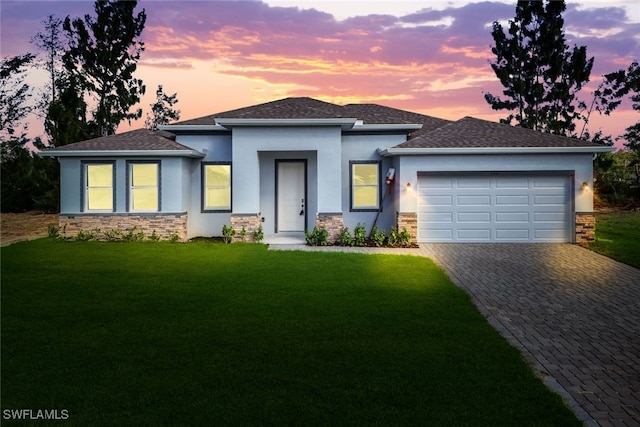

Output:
xmin=419 ymin=243 xmax=640 ymax=427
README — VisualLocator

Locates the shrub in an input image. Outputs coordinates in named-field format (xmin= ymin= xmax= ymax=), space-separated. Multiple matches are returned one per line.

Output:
xmin=370 ymin=225 xmax=386 ymax=247
xmin=240 ymin=226 xmax=247 ymax=242
xmin=387 ymin=226 xmax=400 ymax=247
xmin=47 ymin=224 xmax=60 ymax=239
xmin=252 ymin=225 xmax=264 ymax=243
xmin=222 ymin=224 xmax=235 ymax=244
xmin=76 ymin=229 xmax=98 ymax=241
xmin=353 ymin=223 xmax=367 ymax=246
xmin=338 ymin=226 xmax=354 ymax=246
xmin=123 ymin=226 xmax=145 ymax=242
xmin=103 ymin=229 xmax=123 ymax=242
xmin=147 ymin=230 xmax=161 ymax=242
xmin=169 ymin=231 xmax=180 ymax=243
xmin=305 ymin=226 xmax=328 ymax=246
xmin=399 ymin=227 xmax=412 ymax=247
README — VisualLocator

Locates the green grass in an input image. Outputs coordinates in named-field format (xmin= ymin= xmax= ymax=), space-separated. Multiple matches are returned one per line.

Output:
xmin=1 ymin=240 xmax=580 ymax=426
xmin=589 ymin=211 xmax=640 ymax=268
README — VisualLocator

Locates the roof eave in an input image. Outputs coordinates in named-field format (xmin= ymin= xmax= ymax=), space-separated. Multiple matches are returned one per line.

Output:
xmin=345 ymin=124 xmax=423 ymax=133
xmin=38 ymin=149 xmax=206 ymax=158
xmin=378 ymin=146 xmax=614 ymax=156
xmin=214 ymin=118 xmax=359 ymax=130
xmin=159 ymin=124 xmax=228 ymax=132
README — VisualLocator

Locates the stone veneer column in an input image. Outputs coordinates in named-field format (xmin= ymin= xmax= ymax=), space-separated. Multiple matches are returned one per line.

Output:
xmin=230 ymin=213 xmax=262 ymax=242
xmin=575 ymin=212 xmax=595 ymax=246
xmin=315 ymin=213 xmax=343 ymax=244
xmin=59 ymin=213 xmax=188 ymax=242
xmin=396 ymin=212 xmax=418 ymax=245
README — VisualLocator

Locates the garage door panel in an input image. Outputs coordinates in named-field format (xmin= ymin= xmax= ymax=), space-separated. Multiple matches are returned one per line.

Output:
xmin=496 ymin=229 xmax=530 ymax=240
xmin=420 ymin=212 xmax=453 ymax=223
xmin=457 ymin=195 xmax=491 ymax=205
xmin=457 ymin=212 xmax=491 ymax=223
xmin=457 ymin=177 xmax=491 ymax=189
xmin=534 ymin=195 xmax=566 ymax=205
xmin=495 ymin=212 xmax=529 ymax=223
xmin=458 ymin=229 xmax=491 ymax=240
xmin=418 ymin=175 xmax=570 ymax=243
xmin=495 ymin=178 xmax=529 ymax=189
xmin=496 ymin=195 xmax=529 ymax=206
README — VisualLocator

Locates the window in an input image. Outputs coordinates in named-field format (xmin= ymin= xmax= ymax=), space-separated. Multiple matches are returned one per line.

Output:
xmin=85 ymin=162 xmax=114 ymax=211
xmin=350 ymin=161 xmax=380 ymax=211
xmin=203 ymin=163 xmax=231 ymax=211
xmin=129 ymin=162 xmax=159 ymax=212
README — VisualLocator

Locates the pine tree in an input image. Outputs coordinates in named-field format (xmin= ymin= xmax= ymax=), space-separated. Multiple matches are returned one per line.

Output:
xmin=144 ymin=85 xmax=181 ymax=130
xmin=63 ymin=0 xmax=146 ymax=137
xmin=484 ymin=1 xmax=593 ymax=136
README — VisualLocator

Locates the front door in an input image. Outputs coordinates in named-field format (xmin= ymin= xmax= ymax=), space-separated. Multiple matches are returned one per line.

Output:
xmin=277 ymin=161 xmax=306 ymax=232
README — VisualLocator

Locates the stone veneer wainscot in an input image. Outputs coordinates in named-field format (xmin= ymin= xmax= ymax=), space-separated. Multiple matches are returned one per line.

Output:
xmin=397 ymin=212 xmax=417 ymax=245
xmin=315 ymin=213 xmax=343 ymax=243
xmin=59 ymin=213 xmax=188 ymax=242
xmin=230 ymin=213 xmax=262 ymax=242
xmin=575 ymin=212 xmax=595 ymax=246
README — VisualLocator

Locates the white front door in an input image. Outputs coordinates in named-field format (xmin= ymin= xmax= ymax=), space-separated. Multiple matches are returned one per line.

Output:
xmin=277 ymin=161 xmax=306 ymax=232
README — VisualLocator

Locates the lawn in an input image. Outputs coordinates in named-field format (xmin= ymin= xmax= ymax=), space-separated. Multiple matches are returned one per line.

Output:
xmin=1 ymin=240 xmax=580 ymax=426
xmin=589 ymin=210 xmax=640 ymax=269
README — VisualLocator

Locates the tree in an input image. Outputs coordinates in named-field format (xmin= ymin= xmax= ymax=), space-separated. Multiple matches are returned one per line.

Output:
xmin=45 ymin=74 xmax=92 ymax=147
xmin=144 ymin=85 xmax=181 ymax=130
xmin=63 ymin=0 xmax=146 ymax=137
xmin=484 ymin=1 xmax=594 ymax=136
xmin=596 ymin=61 xmax=640 ymax=154
xmin=30 ymin=15 xmax=65 ymax=112
xmin=0 ymin=54 xmax=35 ymax=137
xmin=1 ymin=53 xmax=58 ymax=212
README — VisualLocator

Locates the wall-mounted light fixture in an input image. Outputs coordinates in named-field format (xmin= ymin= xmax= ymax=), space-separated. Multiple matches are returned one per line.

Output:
xmin=581 ymin=181 xmax=590 ymax=191
xmin=405 ymin=182 xmax=412 ymax=192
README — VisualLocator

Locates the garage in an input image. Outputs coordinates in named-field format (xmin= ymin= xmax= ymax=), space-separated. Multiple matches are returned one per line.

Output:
xmin=417 ymin=174 xmax=571 ymax=243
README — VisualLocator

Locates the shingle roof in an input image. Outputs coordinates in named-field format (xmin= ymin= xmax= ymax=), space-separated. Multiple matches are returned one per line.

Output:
xmin=395 ymin=116 xmax=605 ymax=149
xmin=51 ymin=128 xmax=192 ymax=151
xmin=176 ymin=97 xmax=449 ymax=132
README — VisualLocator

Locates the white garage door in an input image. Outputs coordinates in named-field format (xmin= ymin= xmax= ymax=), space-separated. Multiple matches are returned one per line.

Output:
xmin=417 ymin=174 xmax=571 ymax=242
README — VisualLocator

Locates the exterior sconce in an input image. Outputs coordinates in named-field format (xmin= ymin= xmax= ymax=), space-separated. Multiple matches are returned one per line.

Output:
xmin=406 ymin=182 xmax=412 ymax=192
xmin=581 ymin=181 xmax=590 ymax=191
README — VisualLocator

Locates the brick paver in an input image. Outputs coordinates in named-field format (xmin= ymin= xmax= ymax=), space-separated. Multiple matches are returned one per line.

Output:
xmin=270 ymin=243 xmax=640 ymax=426
xmin=419 ymin=244 xmax=640 ymax=427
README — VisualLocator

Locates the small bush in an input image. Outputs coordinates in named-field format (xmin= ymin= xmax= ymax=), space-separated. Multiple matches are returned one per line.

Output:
xmin=370 ymin=225 xmax=386 ymax=247
xmin=47 ymin=224 xmax=60 ymax=239
xmin=353 ymin=223 xmax=367 ymax=247
xmin=239 ymin=226 xmax=247 ymax=242
xmin=76 ymin=229 xmax=98 ymax=242
xmin=252 ymin=225 xmax=264 ymax=243
xmin=102 ymin=229 xmax=121 ymax=241
xmin=338 ymin=226 xmax=354 ymax=246
xmin=305 ymin=226 xmax=328 ymax=246
xmin=123 ymin=226 xmax=145 ymax=242
xmin=148 ymin=230 xmax=161 ymax=242
xmin=387 ymin=226 xmax=400 ymax=247
xmin=398 ymin=227 xmax=412 ymax=247
xmin=222 ymin=224 xmax=235 ymax=244
xmin=169 ymin=231 xmax=180 ymax=243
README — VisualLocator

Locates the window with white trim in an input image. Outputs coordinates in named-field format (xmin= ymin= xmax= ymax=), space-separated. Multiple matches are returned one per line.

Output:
xmin=85 ymin=163 xmax=114 ymax=211
xmin=350 ymin=161 xmax=380 ymax=211
xmin=203 ymin=163 xmax=231 ymax=211
xmin=129 ymin=162 xmax=159 ymax=212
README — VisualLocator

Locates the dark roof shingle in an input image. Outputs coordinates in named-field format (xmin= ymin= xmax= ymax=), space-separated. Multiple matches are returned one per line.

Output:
xmin=52 ymin=128 xmax=191 ymax=151
xmin=395 ymin=116 xmax=605 ymax=149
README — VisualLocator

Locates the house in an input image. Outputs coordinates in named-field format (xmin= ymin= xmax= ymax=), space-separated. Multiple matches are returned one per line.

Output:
xmin=41 ymin=97 xmax=611 ymax=244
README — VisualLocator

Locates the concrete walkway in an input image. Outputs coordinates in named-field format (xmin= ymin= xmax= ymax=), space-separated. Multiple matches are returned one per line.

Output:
xmin=269 ymin=243 xmax=640 ymax=426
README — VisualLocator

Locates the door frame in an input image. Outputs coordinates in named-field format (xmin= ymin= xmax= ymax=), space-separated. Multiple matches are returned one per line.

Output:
xmin=275 ymin=159 xmax=307 ymax=233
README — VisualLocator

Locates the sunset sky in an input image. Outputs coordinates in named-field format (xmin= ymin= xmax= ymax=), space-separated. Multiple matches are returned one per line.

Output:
xmin=1 ymin=0 xmax=639 ymax=149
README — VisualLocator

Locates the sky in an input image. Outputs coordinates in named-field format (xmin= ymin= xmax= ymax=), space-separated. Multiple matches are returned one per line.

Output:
xmin=1 ymin=0 xmax=639 ymax=149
